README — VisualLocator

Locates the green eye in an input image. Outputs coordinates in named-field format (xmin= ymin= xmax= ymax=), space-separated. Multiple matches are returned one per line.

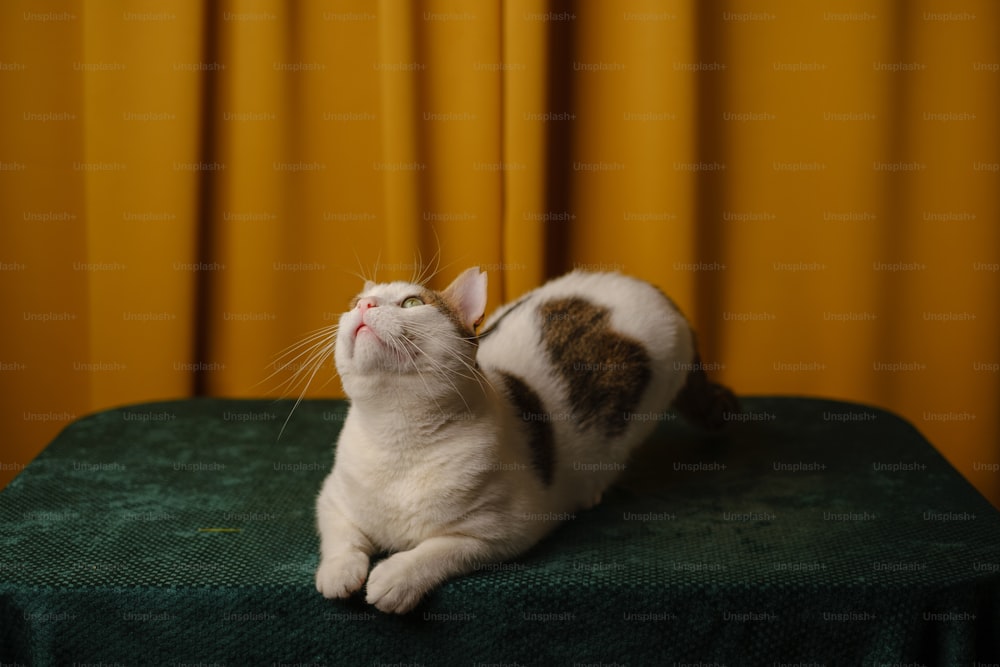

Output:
xmin=401 ymin=296 xmax=424 ymax=309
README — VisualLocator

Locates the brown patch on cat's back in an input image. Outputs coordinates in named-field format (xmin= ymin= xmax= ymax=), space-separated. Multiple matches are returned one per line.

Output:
xmin=497 ymin=371 xmax=556 ymax=486
xmin=537 ymin=297 xmax=651 ymax=438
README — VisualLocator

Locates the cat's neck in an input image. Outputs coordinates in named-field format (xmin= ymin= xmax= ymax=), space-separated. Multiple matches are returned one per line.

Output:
xmin=347 ymin=374 xmax=495 ymax=445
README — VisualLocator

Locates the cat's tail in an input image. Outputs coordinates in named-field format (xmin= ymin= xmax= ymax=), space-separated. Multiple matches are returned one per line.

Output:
xmin=671 ymin=351 xmax=740 ymax=430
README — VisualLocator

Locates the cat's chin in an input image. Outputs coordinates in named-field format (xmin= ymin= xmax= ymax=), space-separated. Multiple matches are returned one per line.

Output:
xmin=341 ymin=333 xmax=399 ymax=371
xmin=354 ymin=325 xmax=380 ymax=342
xmin=342 ymin=345 xmax=413 ymax=377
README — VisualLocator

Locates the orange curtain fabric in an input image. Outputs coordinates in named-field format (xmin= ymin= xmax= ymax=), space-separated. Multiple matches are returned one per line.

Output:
xmin=1 ymin=0 xmax=998 ymax=506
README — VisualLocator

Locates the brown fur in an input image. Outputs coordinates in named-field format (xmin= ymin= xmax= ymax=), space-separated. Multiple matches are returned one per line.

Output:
xmin=537 ymin=297 xmax=651 ymax=437
xmin=422 ymin=289 xmax=477 ymax=340
xmin=670 ymin=346 xmax=740 ymax=430
xmin=498 ymin=371 xmax=556 ymax=486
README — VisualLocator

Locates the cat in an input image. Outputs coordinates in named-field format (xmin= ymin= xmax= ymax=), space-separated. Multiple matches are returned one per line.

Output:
xmin=314 ymin=267 xmax=737 ymax=613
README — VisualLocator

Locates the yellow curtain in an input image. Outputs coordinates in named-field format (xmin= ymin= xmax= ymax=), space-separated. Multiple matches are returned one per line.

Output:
xmin=1 ymin=0 xmax=997 ymax=507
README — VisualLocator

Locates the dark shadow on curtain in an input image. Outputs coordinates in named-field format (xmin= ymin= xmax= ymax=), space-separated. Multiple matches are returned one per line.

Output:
xmin=193 ymin=4 xmax=222 ymax=396
xmin=412 ymin=2 xmax=440 ymax=271
xmin=541 ymin=0 xmax=577 ymax=278
xmin=873 ymin=0 xmax=912 ymax=401
xmin=693 ymin=3 xmax=728 ymax=354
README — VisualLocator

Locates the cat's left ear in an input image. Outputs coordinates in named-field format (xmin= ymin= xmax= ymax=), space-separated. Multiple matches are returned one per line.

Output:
xmin=442 ymin=267 xmax=488 ymax=330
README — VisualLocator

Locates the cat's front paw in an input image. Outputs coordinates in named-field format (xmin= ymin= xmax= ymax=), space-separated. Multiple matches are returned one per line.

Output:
xmin=315 ymin=551 xmax=370 ymax=599
xmin=365 ymin=552 xmax=428 ymax=614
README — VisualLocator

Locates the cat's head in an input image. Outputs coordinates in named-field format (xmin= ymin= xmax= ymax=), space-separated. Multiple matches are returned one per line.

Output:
xmin=335 ymin=267 xmax=487 ymax=399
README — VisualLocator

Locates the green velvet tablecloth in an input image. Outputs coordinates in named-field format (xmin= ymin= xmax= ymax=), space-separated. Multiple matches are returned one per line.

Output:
xmin=1 ymin=397 xmax=998 ymax=666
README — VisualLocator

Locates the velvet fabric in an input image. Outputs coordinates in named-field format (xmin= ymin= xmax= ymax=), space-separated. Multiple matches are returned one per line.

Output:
xmin=1 ymin=397 xmax=998 ymax=665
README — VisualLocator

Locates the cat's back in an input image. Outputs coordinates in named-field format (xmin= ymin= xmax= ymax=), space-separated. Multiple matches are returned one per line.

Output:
xmin=477 ymin=271 xmax=695 ymax=508
xmin=478 ymin=270 xmax=691 ymax=382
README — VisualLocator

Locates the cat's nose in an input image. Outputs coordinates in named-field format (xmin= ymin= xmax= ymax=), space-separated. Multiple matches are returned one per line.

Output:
xmin=357 ymin=298 xmax=376 ymax=314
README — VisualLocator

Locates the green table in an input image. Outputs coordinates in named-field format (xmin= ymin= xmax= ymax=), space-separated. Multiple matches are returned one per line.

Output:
xmin=1 ymin=397 xmax=998 ymax=665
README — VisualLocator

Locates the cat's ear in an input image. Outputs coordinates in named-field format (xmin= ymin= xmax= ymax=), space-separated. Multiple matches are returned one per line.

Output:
xmin=441 ymin=267 xmax=487 ymax=330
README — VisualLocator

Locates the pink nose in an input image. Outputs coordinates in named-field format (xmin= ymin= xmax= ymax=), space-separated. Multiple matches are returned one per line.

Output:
xmin=357 ymin=298 xmax=376 ymax=315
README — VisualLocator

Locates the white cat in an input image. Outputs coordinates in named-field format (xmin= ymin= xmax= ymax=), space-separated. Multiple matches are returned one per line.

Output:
xmin=314 ymin=267 xmax=736 ymax=613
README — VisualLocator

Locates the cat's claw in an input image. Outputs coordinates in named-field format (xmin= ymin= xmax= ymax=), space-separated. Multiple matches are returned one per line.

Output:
xmin=315 ymin=551 xmax=370 ymax=599
xmin=366 ymin=553 xmax=426 ymax=614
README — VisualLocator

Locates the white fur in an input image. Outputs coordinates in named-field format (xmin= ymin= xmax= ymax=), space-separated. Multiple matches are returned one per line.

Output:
xmin=315 ymin=269 xmax=695 ymax=613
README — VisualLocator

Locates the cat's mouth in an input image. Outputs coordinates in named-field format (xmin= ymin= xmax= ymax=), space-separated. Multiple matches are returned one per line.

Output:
xmin=355 ymin=323 xmax=377 ymax=339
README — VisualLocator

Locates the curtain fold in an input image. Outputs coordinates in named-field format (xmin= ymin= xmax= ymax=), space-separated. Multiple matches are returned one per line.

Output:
xmin=501 ymin=0 xmax=550 ymax=296
xmin=80 ymin=2 xmax=203 ymax=408
xmin=1 ymin=0 xmax=997 ymax=507
xmin=0 ymin=3 xmax=91 ymax=487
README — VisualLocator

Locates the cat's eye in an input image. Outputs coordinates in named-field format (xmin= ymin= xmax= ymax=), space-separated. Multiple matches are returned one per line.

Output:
xmin=401 ymin=296 xmax=424 ymax=309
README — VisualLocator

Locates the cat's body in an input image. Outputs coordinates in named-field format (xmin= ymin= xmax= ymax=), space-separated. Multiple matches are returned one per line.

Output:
xmin=315 ymin=268 xmax=736 ymax=613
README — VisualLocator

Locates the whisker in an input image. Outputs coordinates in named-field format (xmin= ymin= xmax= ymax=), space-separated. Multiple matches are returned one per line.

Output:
xmin=372 ymin=249 xmax=382 ymax=284
xmin=398 ymin=334 xmax=473 ymax=415
xmin=384 ymin=331 xmax=449 ymax=418
xmin=419 ymin=227 xmax=444 ymax=286
xmin=270 ymin=325 xmax=340 ymax=363
xmin=280 ymin=337 xmax=337 ymax=393
xmin=352 ymin=246 xmax=372 ymax=284
xmin=404 ymin=329 xmax=493 ymax=398
xmin=411 ymin=247 xmax=423 ymax=286
xmin=415 ymin=241 xmax=436 ymax=286
xmin=275 ymin=335 xmax=338 ymax=441
xmin=252 ymin=320 xmax=343 ymax=441
xmin=255 ymin=325 xmax=340 ymax=393
xmin=424 ymin=257 xmax=463 ymax=288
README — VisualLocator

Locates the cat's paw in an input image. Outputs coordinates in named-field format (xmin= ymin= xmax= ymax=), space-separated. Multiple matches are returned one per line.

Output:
xmin=315 ymin=551 xmax=370 ymax=599
xmin=365 ymin=552 xmax=428 ymax=614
